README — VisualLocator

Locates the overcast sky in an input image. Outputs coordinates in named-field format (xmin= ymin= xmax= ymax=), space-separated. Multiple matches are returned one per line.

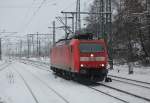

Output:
xmin=0 ymin=0 xmax=93 ymax=40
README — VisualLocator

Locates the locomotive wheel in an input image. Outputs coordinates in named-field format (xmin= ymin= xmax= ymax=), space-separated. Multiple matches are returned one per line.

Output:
xmin=64 ymin=72 xmax=71 ymax=80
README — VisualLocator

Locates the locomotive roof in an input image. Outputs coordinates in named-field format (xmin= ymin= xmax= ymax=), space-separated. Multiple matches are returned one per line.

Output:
xmin=69 ymin=33 xmax=94 ymax=40
xmin=55 ymin=32 xmax=107 ymax=47
xmin=56 ymin=33 xmax=94 ymax=43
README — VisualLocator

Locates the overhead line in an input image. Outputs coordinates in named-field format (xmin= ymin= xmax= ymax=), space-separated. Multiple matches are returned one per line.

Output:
xmin=21 ymin=0 xmax=50 ymax=33
xmin=25 ymin=0 xmax=47 ymax=24
xmin=18 ymin=0 xmax=38 ymax=33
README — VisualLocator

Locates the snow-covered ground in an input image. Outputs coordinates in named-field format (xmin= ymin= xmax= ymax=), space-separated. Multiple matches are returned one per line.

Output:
xmin=0 ymin=59 xmax=150 ymax=103
xmin=0 ymin=60 xmax=7 ymax=65
xmin=0 ymin=61 xmax=121 ymax=103
xmin=28 ymin=57 xmax=50 ymax=64
xmin=109 ymin=64 xmax=150 ymax=83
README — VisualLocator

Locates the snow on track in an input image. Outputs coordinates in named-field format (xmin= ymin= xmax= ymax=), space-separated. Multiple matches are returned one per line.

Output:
xmin=109 ymin=75 xmax=150 ymax=89
xmin=88 ymin=86 xmax=129 ymax=103
xmin=22 ymin=60 xmax=130 ymax=103
xmin=0 ymin=62 xmax=36 ymax=103
xmin=18 ymin=61 xmax=123 ymax=103
xmin=22 ymin=59 xmax=149 ymax=103
xmin=93 ymin=83 xmax=150 ymax=103
xmin=12 ymin=62 xmax=68 ymax=103
xmin=22 ymin=67 xmax=70 ymax=103
xmin=2 ymin=60 xmax=149 ymax=103
xmin=105 ymin=79 xmax=150 ymax=99
xmin=0 ymin=61 xmax=11 ymax=72
xmin=13 ymin=68 xmax=40 ymax=103
xmin=109 ymin=65 xmax=150 ymax=83
xmin=23 ymin=60 xmax=128 ymax=103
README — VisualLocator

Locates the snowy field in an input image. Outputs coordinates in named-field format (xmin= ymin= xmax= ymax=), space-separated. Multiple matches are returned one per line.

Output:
xmin=0 ymin=59 xmax=150 ymax=103
xmin=109 ymin=64 xmax=150 ymax=83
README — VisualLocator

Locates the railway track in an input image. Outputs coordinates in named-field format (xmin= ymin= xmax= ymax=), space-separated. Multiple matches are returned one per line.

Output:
xmin=23 ymin=68 xmax=70 ymax=103
xmin=13 ymin=68 xmax=40 ymax=103
xmin=21 ymin=59 xmax=49 ymax=66
xmin=22 ymin=61 xmax=50 ymax=72
xmin=21 ymin=59 xmax=50 ymax=71
xmin=0 ymin=61 xmax=7 ymax=67
xmin=0 ymin=61 xmax=12 ymax=72
xmin=87 ymin=85 xmax=129 ymax=103
xmin=13 ymin=62 xmax=70 ymax=103
xmin=21 ymin=59 xmax=150 ymax=103
xmin=23 ymin=60 xmax=129 ymax=103
xmin=89 ymin=82 xmax=150 ymax=103
xmin=108 ymin=75 xmax=150 ymax=89
xmin=19 ymin=59 xmax=70 ymax=103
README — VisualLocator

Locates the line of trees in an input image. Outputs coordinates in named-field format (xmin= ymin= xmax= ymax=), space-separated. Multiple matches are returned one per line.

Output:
xmin=86 ymin=0 xmax=150 ymax=65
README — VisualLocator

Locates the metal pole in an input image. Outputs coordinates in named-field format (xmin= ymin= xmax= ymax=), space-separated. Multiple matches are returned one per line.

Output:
xmin=65 ymin=14 xmax=68 ymax=37
xmin=39 ymin=40 xmax=41 ymax=57
xmin=106 ymin=0 xmax=113 ymax=69
xmin=0 ymin=38 xmax=2 ymax=60
xmin=27 ymin=35 xmax=29 ymax=58
xmin=53 ymin=21 xmax=56 ymax=46
xmin=76 ymin=0 xmax=81 ymax=31
xmin=78 ymin=0 xmax=81 ymax=31
xmin=31 ymin=35 xmax=34 ymax=57
xmin=72 ymin=13 xmax=75 ymax=34
xmin=101 ymin=0 xmax=105 ymax=35
xmin=75 ymin=0 xmax=78 ymax=32
xmin=37 ymin=32 xmax=39 ymax=57
xmin=20 ymin=40 xmax=22 ymax=58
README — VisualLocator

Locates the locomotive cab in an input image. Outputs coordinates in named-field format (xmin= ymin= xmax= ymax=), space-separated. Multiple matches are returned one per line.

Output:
xmin=72 ymin=40 xmax=108 ymax=81
xmin=70 ymin=34 xmax=108 ymax=81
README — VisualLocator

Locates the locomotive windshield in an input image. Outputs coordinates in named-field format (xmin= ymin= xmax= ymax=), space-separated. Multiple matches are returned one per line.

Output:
xmin=80 ymin=43 xmax=104 ymax=53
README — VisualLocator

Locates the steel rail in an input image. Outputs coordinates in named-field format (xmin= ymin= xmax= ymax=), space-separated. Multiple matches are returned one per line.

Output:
xmin=22 ymin=60 xmax=137 ymax=103
xmin=108 ymin=75 xmax=150 ymax=85
xmin=21 ymin=60 xmax=50 ymax=72
xmin=88 ymin=86 xmax=129 ymax=103
xmin=96 ymin=82 xmax=150 ymax=102
xmin=23 ymin=66 xmax=70 ymax=103
xmin=23 ymin=61 xmax=126 ymax=103
xmin=14 ymin=68 xmax=40 ymax=103
xmin=111 ymin=78 xmax=150 ymax=90
xmin=22 ymin=59 xmax=150 ymax=102
xmin=0 ymin=62 xmax=11 ymax=72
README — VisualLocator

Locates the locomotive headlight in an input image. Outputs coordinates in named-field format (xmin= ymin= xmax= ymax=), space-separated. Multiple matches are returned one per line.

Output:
xmin=90 ymin=54 xmax=94 ymax=57
xmin=80 ymin=64 xmax=84 ymax=67
xmin=101 ymin=64 xmax=105 ymax=67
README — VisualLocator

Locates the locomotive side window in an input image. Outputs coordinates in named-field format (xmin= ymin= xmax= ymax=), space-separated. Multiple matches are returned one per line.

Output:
xmin=80 ymin=43 xmax=104 ymax=53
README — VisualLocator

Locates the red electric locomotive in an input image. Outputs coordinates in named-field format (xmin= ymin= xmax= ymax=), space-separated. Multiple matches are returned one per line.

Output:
xmin=50 ymin=33 xmax=109 ymax=82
